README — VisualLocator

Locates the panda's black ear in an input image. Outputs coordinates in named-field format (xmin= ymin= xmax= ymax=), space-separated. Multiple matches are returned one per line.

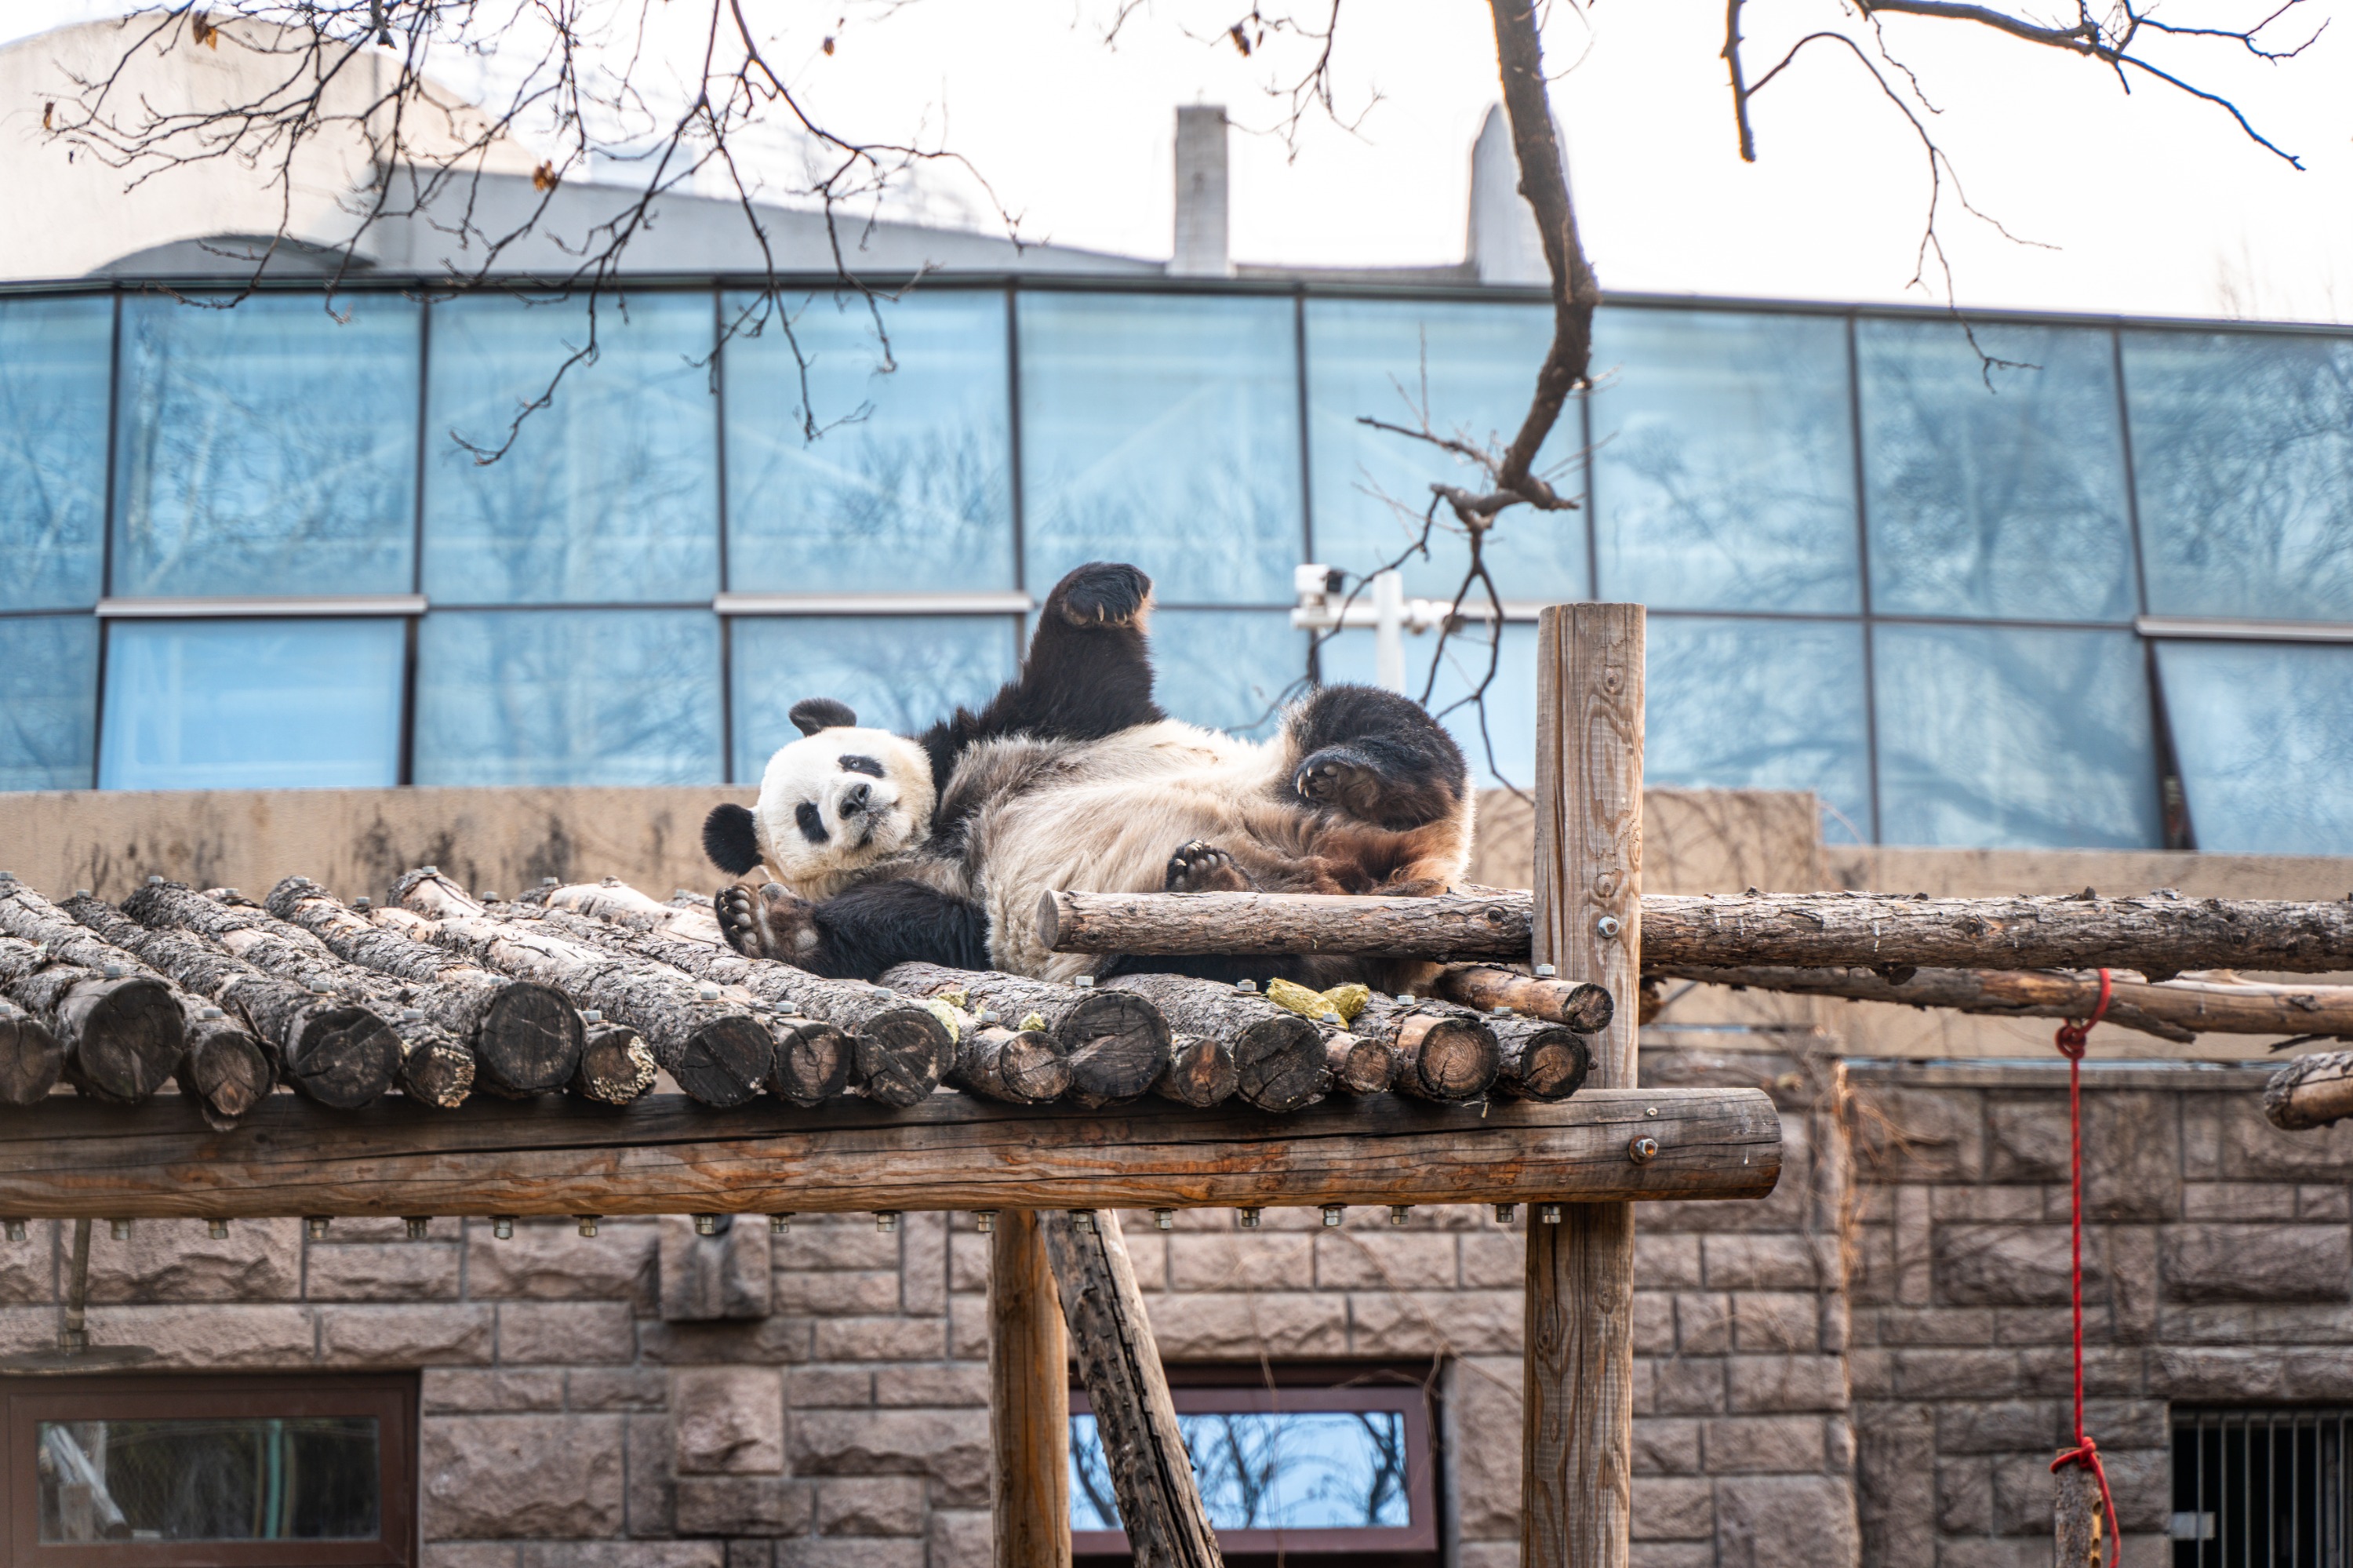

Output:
xmin=704 ymin=803 xmax=762 ymax=875
xmin=789 ymin=698 xmax=859 ymax=737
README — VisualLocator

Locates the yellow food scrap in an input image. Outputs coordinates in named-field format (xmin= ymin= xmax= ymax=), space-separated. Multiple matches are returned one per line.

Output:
xmin=1265 ymin=978 xmax=1371 ymax=1024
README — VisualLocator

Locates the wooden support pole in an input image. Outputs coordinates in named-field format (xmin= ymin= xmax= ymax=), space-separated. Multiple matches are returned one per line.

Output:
xmin=991 ymin=1210 xmax=1072 ymax=1568
xmin=2053 ymin=1462 xmax=2104 ymax=1565
xmin=1043 ymin=1210 xmax=1222 ymax=1568
xmin=1524 ymin=602 xmax=1642 ymax=1568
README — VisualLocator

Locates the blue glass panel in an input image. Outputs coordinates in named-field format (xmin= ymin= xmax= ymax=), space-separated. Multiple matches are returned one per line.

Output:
xmin=425 ymin=293 xmax=717 ymax=604
xmin=413 ymin=610 xmax=719 ymax=785
xmin=99 ymin=620 xmax=403 ymax=790
xmin=1304 ymin=298 xmax=1584 ymax=601
xmin=2157 ymin=642 xmax=2353 ymax=855
xmin=2123 ymin=329 xmax=2353 ymax=620
xmin=725 ymin=291 xmax=1013 ymax=593
xmin=729 ymin=616 xmax=1016 ymax=781
xmin=1318 ymin=621 xmax=1536 ymax=790
xmin=113 ymin=294 xmax=419 ymax=598
xmin=1019 ymin=293 xmax=1302 ymax=606
xmin=0 ymin=617 xmax=98 ymax=790
xmin=1071 ymin=1411 xmax=1411 ymax=1532
xmin=1591 ymin=308 xmax=1858 ymax=612
xmin=1150 ymin=609 xmax=1307 ymax=739
xmin=1647 ymin=617 xmax=1872 ymax=842
xmin=0 ymin=297 xmax=111 ymax=610
xmin=1873 ymin=624 xmax=2158 ymax=848
xmin=1860 ymin=320 xmax=2134 ymax=621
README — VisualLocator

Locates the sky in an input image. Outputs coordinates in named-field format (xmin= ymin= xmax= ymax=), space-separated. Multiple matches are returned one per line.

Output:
xmin=11 ymin=0 xmax=2351 ymax=322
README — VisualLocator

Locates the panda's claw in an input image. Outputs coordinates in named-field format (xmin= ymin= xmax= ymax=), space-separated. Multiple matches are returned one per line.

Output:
xmin=715 ymin=881 xmax=822 ymax=962
xmin=1293 ymin=747 xmax=1380 ymax=815
xmin=1166 ymin=840 xmax=1254 ymax=893
xmin=1055 ymin=562 xmax=1151 ymax=629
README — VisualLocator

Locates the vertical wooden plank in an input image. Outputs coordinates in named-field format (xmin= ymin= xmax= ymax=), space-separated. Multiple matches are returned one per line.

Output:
xmin=1043 ymin=1209 xmax=1223 ymax=1568
xmin=2053 ymin=1463 xmax=2104 ymax=1566
xmin=991 ymin=1210 xmax=1072 ymax=1568
xmin=1524 ymin=602 xmax=1643 ymax=1568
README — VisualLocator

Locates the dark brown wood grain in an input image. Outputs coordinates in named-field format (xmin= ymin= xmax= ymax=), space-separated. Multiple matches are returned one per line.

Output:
xmin=573 ymin=1019 xmax=659 ymax=1105
xmin=0 ymin=935 xmax=183 ymax=1105
xmin=2265 ymin=1050 xmax=2353 ymax=1131
xmin=1151 ymin=1035 xmax=1238 ymax=1108
xmin=1490 ymin=1014 xmax=1591 ymax=1102
xmin=1100 ymin=973 xmax=1320 ymax=1112
xmin=0 ymin=1086 xmax=1780 ymax=1217
xmin=0 ymin=993 xmax=61 ymax=1108
xmin=1322 ymin=1030 xmax=1398 ymax=1096
xmin=952 ymin=1024 xmax=1070 ymax=1106
xmin=887 ymin=964 xmax=1169 ymax=1108
xmin=1347 ymin=995 xmax=1499 ymax=1101
xmin=174 ymin=1007 xmax=275 ymax=1122
xmin=1435 ymin=964 xmax=1615 ymax=1032
xmin=991 ymin=1209 xmax=1072 ymax=1568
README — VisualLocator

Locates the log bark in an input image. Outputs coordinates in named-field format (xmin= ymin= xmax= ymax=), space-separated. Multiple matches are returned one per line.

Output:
xmin=1659 ymin=961 xmax=2353 ymax=1045
xmin=884 ymin=964 xmax=1169 ymax=1108
xmin=1042 ymin=889 xmax=2353 ymax=973
xmin=174 ymin=1005 xmax=275 ymax=1124
xmin=2053 ymin=1461 xmax=2104 ymax=1566
xmin=573 ymin=1017 xmax=660 ymax=1105
xmin=1043 ymin=1210 xmax=1223 ymax=1568
xmin=2265 ymin=1050 xmax=2353 ymax=1130
xmin=0 ymin=1086 xmax=1784 ymax=1218
xmin=1349 ymin=995 xmax=1500 ymax=1102
xmin=267 ymin=878 xmax=584 ymax=1093
xmin=951 ymin=1024 xmax=1071 ymax=1106
xmin=1435 ymin=964 xmax=1614 ymax=1033
xmin=0 ymin=993 xmax=61 ymax=1108
xmin=1490 ymin=1014 xmax=1591 ymax=1102
xmin=1098 ymin=973 xmax=1323 ymax=1112
xmin=393 ymin=873 xmax=769 ymax=1108
xmin=0 ymin=934 xmax=183 ymax=1105
xmin=1321 ymin=1030 xmax=1399 ymax=1096
xmin=991 ymin=1208 xmax=1072 ymax=1568
xmin=1153 ymin=1035 xmax=1239 ymax=1108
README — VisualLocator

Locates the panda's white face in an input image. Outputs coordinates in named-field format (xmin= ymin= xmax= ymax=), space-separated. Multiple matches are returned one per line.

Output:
xmin=752 ymin=726 xmax=936 ymax=898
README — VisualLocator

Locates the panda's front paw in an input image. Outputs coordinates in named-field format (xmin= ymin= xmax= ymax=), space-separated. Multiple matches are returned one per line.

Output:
xmin=1293 ymin=746 xmax=1384 ymax=818
xmin=715 ymin=882 xmax=822 ymax=962
xmin=1054 ymin=562 xmax=1151 ymax=628
xmin=1166 ymin=840 xmax=1254 ymax=893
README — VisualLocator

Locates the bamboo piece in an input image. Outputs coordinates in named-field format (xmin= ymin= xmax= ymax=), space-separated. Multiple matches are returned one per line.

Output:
xmin=2265 ymin=1050 xmax=2353 ymax=1130
xmin=266 ymin=878 xmax=584 ymax=1093
xmin=1098 ymin=973 xmax=1325 ymax=1112
xmin=991 ymin=1209 xmax=1072 ymax=1568
xmin=1040 ymin=888 xmax=2353 ymax=974
xmin=952 ymin=1024 xmax=1071 ymax=1106
xmin=393 ymin=873 xmax=769 ymax=1108
xmin=1043 ymin=1210 xmax=1222 ymax=1568
xmin=35 ymin=889 xmax=395 ymax=1111
xmin=1435 ymin=964 xmax=1615 ymax=1032
xmin=0 ymin=934 xmax=182 ymax=1105
xmin=1490 ymin=1014 xmax=1591 ymax=1102
xmin=1321 ymin=1030 xmax=1399 ymax=1096
xmin=0 ymin=993 xmax=61 ymax=1108
xmin=1525 ymin=601 xmax=1642 ymax=1568
xmin=0 ymin=1086 xmax=1782 ymax=1217
xmin=1152 ymin=1034 xmax=1239 ymax=1108
xmin=1347 ymin=995 xmax=1499 ymax=1102
xmin=883 ymin=964 xmax=1169 ymax=1108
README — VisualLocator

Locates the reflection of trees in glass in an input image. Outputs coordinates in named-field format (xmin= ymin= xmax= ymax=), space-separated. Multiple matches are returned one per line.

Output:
xmin=1067 ymin=1410 xmax=1410 ymax=1533
xmin=1592 ymin=311 xmax=1857 ymax=613
xmin=2156 ymin=642 xmax=2353 ymax=855
xmin=37 ymin=1417 xmax=377 ymax=1543
xmin=0 ymin=618 xmax=97 ymax=790
xmin=1861 ymin=322 xmax=2133 ymax=621
xmin=1147 ymin=610 xmax=1304 ymax=740
xmin=1646 ymin=618 xmax=1871 ymax=841
xmin=1030 ymin=457 xmax=1299 ymax=609
xmin=2126 ymin=330 xmax=2353 ymax=621
xmin=0 ymin=297 xmax=111 ymax=610
xmin=729 ymin=617 xmax=1014 ymax=779
xmin=425 ymin=295 xmax=716 ymax=605
xmin=113 ymin=295 xmax=419 ymax=599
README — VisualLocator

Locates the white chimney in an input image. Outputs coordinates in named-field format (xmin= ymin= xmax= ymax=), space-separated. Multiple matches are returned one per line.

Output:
xmin=1171 ymin=104 xmax=1232 ymax=278
xmin=1466 ymin=104 xmax=1547 ymax=286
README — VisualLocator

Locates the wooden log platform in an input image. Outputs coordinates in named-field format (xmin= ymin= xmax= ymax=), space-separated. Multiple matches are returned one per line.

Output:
xmin=1041 ymin=889 xmax=2353 ymax=974
xmin=2266 ymin=1050 xmax=2353 ymax=1130
xmin=0 ymin=1086 xmax=1780 ymax=1219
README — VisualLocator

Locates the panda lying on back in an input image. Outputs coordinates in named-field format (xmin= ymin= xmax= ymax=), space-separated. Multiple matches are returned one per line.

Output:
xmin=701 ymin=561 xmax=1473 ymax=986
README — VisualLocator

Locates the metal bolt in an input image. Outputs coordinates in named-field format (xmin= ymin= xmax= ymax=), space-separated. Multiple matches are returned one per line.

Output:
xmin=577 ymin=1216 xmax=601 ymax=1237
xmin=207 ymin=1220 xmax=228 ymax=1239
xmin=1076 ymin=975 xmax=1095 ymax=989
xmin=1492 ymin=1004 xmax=1511 ymax=1017
xmin=1235 ymin=979 xmax=1257 ymax=993
xmin=479 ymin=890 xmax=499 ymax=903
xmin=1238 ymin=1207 xmax=1263 ymax=1230
xmin=147 ymin=875 xmax=163 ymax=886
xmin=1595 ymin=914 xmax=1623 ymax=940
xmin=401 ymin=1008 xmax=424 ymax=1023
xmin=545 ymin=877 xmax=562 ymax=887
xmin=1539 ymin=1202 xmax=1563 ymax=1224
xmin=72 ymin=889 xmax=91 ymax=899
xmin=109 ymin=1219 xmax=131 ymax=1241
xmin=222 ymin=889 xmax=240 ymax=900
xmin=5 ymin=1220 xmax=27 ymax=1242
xmin=1321 ymin=1204 xmax=1345 ymax=1228
xmin=876 ymin=1212 xmax=900 ymax=1233
xmin=697 ymin=984 xmax=720 ymax=1002
xmin=404 ymin=1217 xmax=431 ymax=1240
xmin=1388 ymin=1205 xmax=1412 ymax=1226
xmin=582 ymin=1010 xmax=602 ymax=1024
xmin=305 ymin=1217 xmax=330 ymax=1239
xmin=420 ymin=866 xmax=438 ymax=876
xmin=1321 ymin=1012 xmax=1344 ymax=1026
xmin=693 ymin=1213 xmax=720 ymax=1236
xmin=1534 ymin=963 xmax=1557 ymax=979
xmin=198 ymin=1006 xmax=224 ymax=1020
xmin=972 ymin=1212 xmax=994 ymax=1235
xmin=1152 ymin=1209 xmax=1174 ymax=1231
xmin=770 ymin=1213 xmax=795 ymax=1234
xmin=1494 ymin=1203 xmax=1518 ymax=1224
xmin=1629 ymin=1136 xmax=1660 ymax=1165
xmin=1071 ymin=1210 xmax=1094 ymax=1233
xmin=353 ymin=897 xmax=370 ymax=911
xmin=1396 ymin=994 xmax=1417 ymax=1006
xmin=1646 ymin=1105 xmax=1659 ymax=1118
xmin=102 ymin=962 xmax=122 ymax=980
xmin=492 ymin=1216 xmax=515 ymax=1240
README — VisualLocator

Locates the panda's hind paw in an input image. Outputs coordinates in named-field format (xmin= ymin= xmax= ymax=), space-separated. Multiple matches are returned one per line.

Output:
xmin=1293 ymin=746 xmax=1382 ymax=817
xmin=716 ymin=882 xmax=821 ymax=962
xmin=1166 ymin=840 xmax=1254 ymax=893
xmin=1055 ymin=562 xmax=1151 ymax=628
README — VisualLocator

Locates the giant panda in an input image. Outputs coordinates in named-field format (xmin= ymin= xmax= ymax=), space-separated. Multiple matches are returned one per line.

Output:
xmin=700 ymin=561 xmax=1474 ymax=986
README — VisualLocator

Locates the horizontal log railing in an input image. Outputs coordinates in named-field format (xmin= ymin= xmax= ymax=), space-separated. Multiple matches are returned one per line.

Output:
xmin=0 ymin=1086 xmax=1779 ymax=1220
xmin=1040 ymin=889 xmax=2353 ymax=974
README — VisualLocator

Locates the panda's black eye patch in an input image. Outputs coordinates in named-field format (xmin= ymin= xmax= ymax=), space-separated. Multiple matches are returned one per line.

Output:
xmin=838 ymin=755 xmax=885 ymax=779
xmin=794 ymin=801 xmax=828 ymax=844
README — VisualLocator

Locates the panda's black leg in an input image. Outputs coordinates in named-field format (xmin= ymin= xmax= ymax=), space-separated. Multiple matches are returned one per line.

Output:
xmin=935 ymin=564 xmax=1162 ymax=757
xmin=1288 ymin=683 xmax=1470 ymax=830
xmin=718 ymin=879 xmax=992 ymax=980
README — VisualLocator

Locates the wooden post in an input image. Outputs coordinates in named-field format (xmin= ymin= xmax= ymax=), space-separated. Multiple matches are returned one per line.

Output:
xmin=991 ymin=1210 xmax=1072 ymax=1568
xmin=2053 ymin=1462 xmax=2104 ymax=1565
xmin=1524 ymin=602 xmax=1642 ymax=1568
xmin=1043 ymin=1209 xmax=1222 ymax=1568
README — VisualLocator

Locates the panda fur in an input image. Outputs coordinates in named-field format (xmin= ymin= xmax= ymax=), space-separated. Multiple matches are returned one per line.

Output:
xmin=701 ymin=698 xmax=936 ymax=902
xmin=704 ymin=561 xmax=1474 ymax=987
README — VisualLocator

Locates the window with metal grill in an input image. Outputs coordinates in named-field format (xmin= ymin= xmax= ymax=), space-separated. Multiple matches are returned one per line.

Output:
xmin=2173 ymin=1406 xmax=2353 ymax=1566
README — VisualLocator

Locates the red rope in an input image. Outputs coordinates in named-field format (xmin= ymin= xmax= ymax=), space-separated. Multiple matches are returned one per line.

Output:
xmin=2049 ymin=969 xmax=2120 ymax=1563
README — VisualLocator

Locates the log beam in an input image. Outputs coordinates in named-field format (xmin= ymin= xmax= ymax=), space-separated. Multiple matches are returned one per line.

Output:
xmin=1040 ymin=889 xmax=2353 ymax=974
xmin=0 ymin=1087 xmax=1778 ymax=1218
xmin=2265 ymin=1050 xmax=2353 ymax=1130
xmin=990 ymin=1209 xmax=1071 ymax=1568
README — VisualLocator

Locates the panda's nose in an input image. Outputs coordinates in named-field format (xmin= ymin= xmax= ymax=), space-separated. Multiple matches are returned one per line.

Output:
xmin=840 ymin=780 xmax=872 ymax=817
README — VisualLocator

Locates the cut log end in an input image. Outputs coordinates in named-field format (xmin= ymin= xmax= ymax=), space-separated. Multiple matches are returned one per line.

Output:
xmin=1323 ymin=1031 xmax=1398 ymax=1096
xmin=1396 ymin=1013 xmax=1501 ymax=1101
xmin=0 ymin=1001 xmax=63 ymax=1107
xmin=670 ymin=1014 xmax=773 ymax=1109
xmin=854 ymin=1009 xmax=954 ymax=1109
xmin=573 ymin=1022 xmax=660 ymax=1105
xmin=176 ymin=1018 xmax=274 ymax=1121
xmin=1493 ymin=1018 xmax=1591 ymax=1101
xmin=954 ymin=1027 xmax=1070 ymax=1106
xmin=397 ymin=1034 xmax=476 ymax=1111
xmin=63 ymin=976 xmax=187 ymax=1105
xmin=285 ymin=1005 xmax=401 ymax=1111
xmin=771 ymin=1018 xmax=854 ymax=1108
xmin=476 ymin=983 xmax=585 ymax=1095
xmin=1154 ymin=1034 xmax=1238 ymax=1108
xmin=1057 ymin=991 xmax=1172 ymax=1106
xmin=1232 ymin=1015 xmax=1329 ymax=1114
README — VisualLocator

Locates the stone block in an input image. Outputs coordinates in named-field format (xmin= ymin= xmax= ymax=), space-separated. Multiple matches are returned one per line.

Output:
xmin=947 ymin=1231 xmax=989 ymax=1293
xmin=673 ymin=1476 xmax=815 ymax=1536
xmin=470 ymin=1220 xmax=658 ymax=1306
xmin=1849 ymin=1085 xmax=1982 ymax=1182
xmin=900 ymin=1211 xmax=948 ymax=1315
xmin=2221 ymin=1099 xmax=2353 ymax=1181
xmin=2184 ymin=1181 xmax=2297 ymax=1221
xmin=1447 ymin=1355 xmax=1524 ymax=1539
xmin=519 ymin=1549 xmax=725 ymax=1568
xmin=947 ymin=1297 xmax=991 ymax=1359
xmin=1929 ymin=1186 xmax=2042 ymax=1222
xmin=84 ymin=1303 xmax=316 ymax=1368
xmin=1636 ymin=1231 xmax=1704 ymax=1289
xmin=811 ymin=1316 xmax=949 ymax=1362
xmin=674 ymin=1366 xmax=784 ymax=1475
xmin=424 ymin=1369 xmax=567 ymax=1413
xmin=1630 ymin=1547 xmax=1715 ymax=1568
xmin=638 ymin=1316 xmax=813 ymax=1366
xmin=2163 ymin=1223 xmax=2351 ymax=1302
xmin=1316 ymin=1230 xmax=1457 ymax=1290
xmin=627 ymin=1413 xmax=675 ymax=1537
xmin=1165 ymin=1232 xmax=1313 ymax=1291
xmin=927 ymin=1508 xmax=990 ymax=1566
xmin=1675 ymin=1292 xmax=1733 ymax=1355
xmin=422 ymin=1414 xmax=625 ymax=1538
xmin=777 ymin=1543 xmax=923 ymax=1568
xmin=2151 ymin=1346 xmax=2289 ymax=1400
xmin=816 ymin=1476 xmax=926 ymax=1535
xmin=1714 ymin=1474 xmax=1859 ymax=1567
xmin=1934 ymin=1400 xmax=2060 ymax=1453
xmin=424 ymin=1547 xmax=518 ymax=1568
xmin=1934 ymin=1542 xmax=2048 ymax=1568
xmin=1894 ymin=1186 xmax=1933 ymax=1305
xmin=1733 ymin=1292 xmax=1820 ymax=1354
xmin=786 ymin=1367 xmax=875 ymax=1407
xmin=305 ymin=1242 xmax=462 ymax=1301
xmin=789 ymin=1408 xmax=990 ymax=1505
xmin=726 ymin=1543 xmax=773 ymax=1568
xmin=2106 ymin=1224 xmax=2161 ymax=1343
xmin=571 ymin=1366 xmax=671 ymax=1411
xmin=1988 ymin=1090 xmax=2179 ymax=1221
xmin=2099 ymin=1444 xmax=2170 ymax=1531
xmin=872 ymin=1363 xmax=988 ymax=1408
xmin=1649 ymin=1357 xmax=1729 ymax=1415
xmin=1937 ymin=1457 xmax=1993 ymax=1533
xmin=1634 ymin=1290 xmax=1677 ymax=1355
xmin=771 ymin=1271 xmax=902 ymax=1315
xmin=2303 ymin=1185 xmax=2353 ymax=1221
xmin=774 ymin=1219 xmax=900 ymax=1271
xmin=1990 ymin=1450 xmax=2055 ymax=1535
xmin=1458 ymin=1544 xmax=1522 ymax=1567
xmin=1868 ymin=1307 xmax=1995 ymax=1347
xmin=663 ymin=1217 xmax=773 ymax=1322
xmin=1726 ymin=1355 xmax=1847 ymax=1414
xmin=1704 ymin=1416 xmax=1824 ymax=1474
xmin=88 ymin=1217 xmax=301 ymax=1301
xmin=1933 ymin=1224 xmax=2085 ymax=1307
xmin=1853 ymin=1402 xmax=1933 ymax=1566
xmin=1138 ymin=1291 xmax=1347 ymax=1360
xmin=0 ymin=1221 xmax=54 ymax=1304
xmin=1630 ymin=1475 xmax=1714 ymax=1541
xmin=499 ymin=1301 xmax=637 ymax=1363
xmin=1635 ymin=1417 xmax=1702 ymax=1475
xmin=1703 ymin=1234 xmax=1824 ymax=1292
xmin=1991 ymin=1306 xmax=2076 ymax=1345
xmin=1347 ymin=1289 xmax=1518 ymax=1355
